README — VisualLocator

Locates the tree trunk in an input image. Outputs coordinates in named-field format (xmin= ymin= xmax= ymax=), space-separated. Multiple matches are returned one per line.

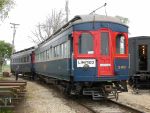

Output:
xmin=0 ymin=59 xmax=3 ymax=73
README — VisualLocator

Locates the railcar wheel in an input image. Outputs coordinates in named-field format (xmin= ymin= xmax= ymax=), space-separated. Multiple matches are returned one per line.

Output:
xmin=112 ymin=89 xmax=118 ymax=101
xmin=64 ymin=84 xmax=72 ymax=96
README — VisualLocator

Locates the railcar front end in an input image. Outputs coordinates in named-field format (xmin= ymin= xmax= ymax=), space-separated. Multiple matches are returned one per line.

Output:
xmin=71 ymin=15 xmax=129 ymax=99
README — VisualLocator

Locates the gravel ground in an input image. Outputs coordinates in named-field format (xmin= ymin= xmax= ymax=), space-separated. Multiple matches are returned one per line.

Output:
xmin=14 ymin=79 xmax=92 ymax=113
xmin=117 ymin=86 xmax=150 ymax=113
xmin=3 ymin=76 xmax=150 ymax=113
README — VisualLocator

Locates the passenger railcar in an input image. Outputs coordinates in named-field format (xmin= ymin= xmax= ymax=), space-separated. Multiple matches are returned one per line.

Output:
xmin=129 ymin=36 xmax=150 ymax=89
xmin=11 ymin=47 xmax=35 ymax=78
xmin=34 ymin=15 xmax=129 ymax=99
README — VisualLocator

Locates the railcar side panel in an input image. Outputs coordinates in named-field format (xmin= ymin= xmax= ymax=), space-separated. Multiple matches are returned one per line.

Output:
xmin=129 ymin=36 xmax=150 ymax=89
xmin=11 ymin=47 xmax=35 ymax=75
xmin=35 ymin=59 xmax=71 ymax=81
xmin=34 ymin=28 xmax=73 ymax=81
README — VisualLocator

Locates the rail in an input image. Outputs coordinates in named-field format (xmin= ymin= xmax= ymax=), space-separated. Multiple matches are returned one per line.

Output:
xmin=72 ymin=96 xmax=144 ymax=113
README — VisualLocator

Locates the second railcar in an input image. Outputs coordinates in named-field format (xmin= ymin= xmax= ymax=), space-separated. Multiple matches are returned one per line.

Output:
xmin=129 ymin=36 xmax=150 ymax=89
xmin=34 ymin=15 xmax=129 ymax=99
xmin=11 ymin=47 xmax=35 ymax=78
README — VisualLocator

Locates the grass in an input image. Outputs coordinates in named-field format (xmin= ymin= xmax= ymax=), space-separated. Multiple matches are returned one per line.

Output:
xmin=0 ymin=108 xmax=13 ymax=113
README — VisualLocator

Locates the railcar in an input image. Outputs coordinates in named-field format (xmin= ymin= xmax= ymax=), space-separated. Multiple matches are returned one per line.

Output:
xmin=129 ymin=36 xmax=150 ymax=89
xmin=11 ymin=47 xmax=35 ymax=78
xmin=34 ymin=15 xmax=129 ymax=100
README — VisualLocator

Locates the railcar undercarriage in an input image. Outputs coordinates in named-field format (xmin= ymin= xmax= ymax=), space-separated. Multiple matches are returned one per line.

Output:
xmin=62 ymin=81 xmax=128 ymax=100
xmin=33 ymin=73 xmax=128 ymax=100
xmin=129 ymin=73 xmax=150 ymax=89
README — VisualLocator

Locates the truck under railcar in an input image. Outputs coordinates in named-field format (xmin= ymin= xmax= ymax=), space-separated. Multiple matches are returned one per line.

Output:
xmin=129 ymin=36 xmax=150 ymax=89
xmin=34 ymin=15 xmax=129 ymax=100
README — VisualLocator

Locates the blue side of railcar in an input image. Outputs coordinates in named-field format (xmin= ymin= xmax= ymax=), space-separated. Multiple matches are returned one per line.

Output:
xmin=35 ymin=59 xmax=71 ymax=81
xmin=73 ymin=59 xmax=129 ymax=81
xmin=114 ymin=59 xmax=129 ymax=76
xmin=11 ymin=47 xmax=35 ymax=75
xmin=34 ymin=27 xmax=73 ymax=80
xmin=11 ymin=63 xmax=32 ymax=73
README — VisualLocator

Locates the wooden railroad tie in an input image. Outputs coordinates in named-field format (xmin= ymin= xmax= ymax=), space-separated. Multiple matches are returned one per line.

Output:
xmin=0 ymin=80 xmax=27 ymax=108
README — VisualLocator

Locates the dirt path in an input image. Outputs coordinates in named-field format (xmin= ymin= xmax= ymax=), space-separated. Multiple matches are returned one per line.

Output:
xmin=15 ymin=79 xmax=91 ymax=113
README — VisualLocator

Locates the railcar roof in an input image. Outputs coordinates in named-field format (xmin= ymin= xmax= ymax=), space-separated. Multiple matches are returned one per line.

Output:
xmin=129 ymin=36 xmax=150 ymax=39
xmin=12 ymin=46 xmax=34 ymax=55
xmin=39 ymin=14 xmax=127 ymax=46
xmin=73 ymin=15 xmax=126 ymax=26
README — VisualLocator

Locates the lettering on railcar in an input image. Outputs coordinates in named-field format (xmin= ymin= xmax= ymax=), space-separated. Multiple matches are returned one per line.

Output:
xmin=77 ymin=59 xmax=96 ymax=67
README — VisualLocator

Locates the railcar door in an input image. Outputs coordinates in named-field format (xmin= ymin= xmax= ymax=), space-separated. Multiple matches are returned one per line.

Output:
xmin=97 ymin=29 xmax=114 ymax=76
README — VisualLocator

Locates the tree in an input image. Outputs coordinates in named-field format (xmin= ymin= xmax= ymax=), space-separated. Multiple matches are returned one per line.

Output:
xmin=29 ymin=9 xmax=66 ymax=44
xmin=0 ymin=0 xmax=15 ymax=21
xmin=29 ymin=0 xmax=70 ymax=44
xmin=0 ymin=40 xmax=12 ymax=72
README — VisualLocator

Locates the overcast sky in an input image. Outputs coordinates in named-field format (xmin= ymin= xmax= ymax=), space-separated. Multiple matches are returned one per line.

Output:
xmin=0 ymin=0 xmax=150 ymax=51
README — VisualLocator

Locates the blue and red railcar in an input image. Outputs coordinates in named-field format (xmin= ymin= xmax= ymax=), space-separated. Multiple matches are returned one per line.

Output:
xmin=11 ymin=15 xmax=129 ymax=99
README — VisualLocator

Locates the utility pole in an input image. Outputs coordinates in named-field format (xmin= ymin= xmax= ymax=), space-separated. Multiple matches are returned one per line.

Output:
xmin=10 ymin=23 xmax=19 ymax=54
xmin=65 ymin=0 xmax=69 ymax=23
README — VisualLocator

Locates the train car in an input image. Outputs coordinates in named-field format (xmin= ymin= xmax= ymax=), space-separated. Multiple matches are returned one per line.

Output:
xmin=129 ymin=36 xmax=150 ymax=89
xmin=11 ymin=47 xmax=35 ymax=78
xmin=34 ymin=14 xmax=129 ymax=100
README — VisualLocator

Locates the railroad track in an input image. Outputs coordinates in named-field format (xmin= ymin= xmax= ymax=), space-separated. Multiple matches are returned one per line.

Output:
xmin=72 ymin=97 xmax=144 ymax=113
xmin=35 ymin=79 xmax=144 ymax=113
xmin=20 ymin=76 xmax=145 ymax=113
xmin=108 ymin=99 xmax=144 ymax=113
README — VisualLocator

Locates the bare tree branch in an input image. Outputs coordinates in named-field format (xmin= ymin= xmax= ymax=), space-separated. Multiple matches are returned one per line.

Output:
xmin=29 ymin=9 xmax=66 ymax=44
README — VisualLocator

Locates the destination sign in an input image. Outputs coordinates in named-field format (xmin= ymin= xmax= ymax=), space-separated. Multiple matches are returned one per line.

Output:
xmin=77 ymin=59 xmax=96 ymax=67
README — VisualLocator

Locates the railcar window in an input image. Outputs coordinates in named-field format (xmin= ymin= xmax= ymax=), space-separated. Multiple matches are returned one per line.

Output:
xmin=63 ymin=43 xmax=65 ymax=58
xmin=37 ymin=54 xmax=39 ymax=61
xmin=47 ymin=49 xmax=49 ymax=59
xmin=27 ymin=56 xmax=29 ymax=62
xmin=78 ymin=33 xmax=93 ymax=54
xmin=116 ymin=34 xmax=126 ymax=54
xmin=64 ymin=42 xmax=67 ymax=58
xmin=41 ymin=53 xmax=42 ymax=61
xmin=49 ymin=49 xmax=51 ymax=59
xmin=67 ymin=41 xmax=70 ymax=57
xmin=57 ymin=46 xmax=59 ymax=57
xmin=60 ymin=44 xmax=63 ymax=58
xmin=43 ymin=52 xmax=45 ymax=60
xmin=43 ymin=52 xmax=44 ymax=61
xmin=139 ymin=45 xmax=147 ymax=70
xmin=54 ymin=47 xmax=57 ymax=57
xmin=40 ymin=53 xmax=42 ymax=61
xmin=24 ymin=57 xmax=26 ymax=62
xmin=101 ymin=32 xmax=109 ymax=55
xmin=50 ymin=48 xmax=52 ymax=59
xmin=51 ymin=48 xmax=53 ymax=58
xmin=36 ymin=54 xmax=37 ymax=61
xmin=45 ymin=51 xmax=47 ymax=60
